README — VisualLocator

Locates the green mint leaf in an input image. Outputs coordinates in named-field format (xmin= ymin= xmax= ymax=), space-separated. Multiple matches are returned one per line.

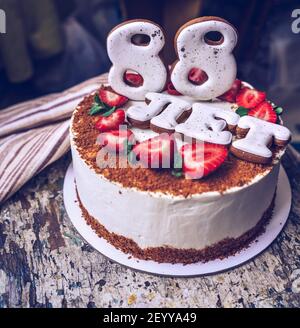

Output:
xmin=89 ymin=103 xmax=108 ymax=115
xmin=274 ymin=107 xmax=283 ymax=115
xmin=101 ymin=106 xmax=117 ymax=117
xmin=236 ymin=106 xmax=249 ymax=117
xmin=173 ymin=152 xmax=183 ymax=169
xmin=171 ymin=169 xmax=183 ymax=178
xmin=101 ymin=101 xmax=111 ymax=111
xmin=127 ymin=149 xmax=138 ymax=165
xmin=89 ymin=104 xmax=103 ymax=116
xmin=94 ymin=93 xmax=112 ymax=110
xmin=126 ymin=141 xmax=135 ymax=155
xmin=94 ymin=93 xmax=101 ymax=105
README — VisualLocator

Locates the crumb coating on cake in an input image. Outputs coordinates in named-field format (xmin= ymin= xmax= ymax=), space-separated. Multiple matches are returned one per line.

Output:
xmin=76 ymin=188 xmax=276 ymax=264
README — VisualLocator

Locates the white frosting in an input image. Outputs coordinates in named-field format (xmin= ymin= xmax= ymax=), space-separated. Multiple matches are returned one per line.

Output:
xmin=127 ymin=95 xmax=235 ymax=139
xmin=107 ymin=21 xmax=167 ymax=100
xmin=127 ymin=92 xmax=192 ymax=131
xmin=232 ymin=116 xmax=291 ymax=158
xmin=71 ymin=124 xmax=279 ymax=250
xmin=171 ymin=19 xmax=237 ymax=100
xmin=175 ymin=103 xmax=239 ymax=145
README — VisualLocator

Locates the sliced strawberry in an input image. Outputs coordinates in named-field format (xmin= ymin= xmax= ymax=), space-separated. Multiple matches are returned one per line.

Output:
xmin=236 ymin=87 xmax=266 ymax=109
xmin=131 ymin=134 xmax=175 ymax=169
xmin=124 ymin=72 xmax=144 ymax=87
xmin=95 ymin=109 xmax=125 ymax=132
xmin=98 ymin=129 xmax=135 ymax=154
xmin=188 ymin=68 xmax=208 ymax=85
xmin=167 ymin=82 xmax=182 ymax=95
xmin=248 ymin=101 xmax=277 ymax=123
xmin=99 ymin=87 xmax=128 ymax=107
xmin=218 ymin=79 xmax=242 ymax=103
xmin=179 ymin=143 xmax=228 ymax=179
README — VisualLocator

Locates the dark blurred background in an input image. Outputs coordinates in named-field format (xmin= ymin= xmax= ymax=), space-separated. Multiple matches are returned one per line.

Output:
xmin=0 ymin=0 xmax=299 ymax=146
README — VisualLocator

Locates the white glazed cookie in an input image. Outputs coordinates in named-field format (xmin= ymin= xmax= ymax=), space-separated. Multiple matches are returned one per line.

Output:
xmin=230 ymin=116 xmax=291 ymax=164
xmin=107 ymin=20 xmax=167 ymax=101
xmin=171 ymin=17 xmax=237 ymax=100
xmin=175 ymin=103 xmax=240 ymax=145
xmin=127 ymin=92 xmax=192 ymax=133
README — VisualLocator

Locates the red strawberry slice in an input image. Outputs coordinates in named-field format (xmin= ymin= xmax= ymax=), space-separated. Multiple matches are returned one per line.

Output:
xmin=248 ymin=101 xmax=277 ymax=123
xmin=188 ymin=68 xmax=208 ymax=85
xmin=98 ymin=129 xmax=135 ymax=154
xmin=132 ymin=134 xmax=175 ymax=169
xmin=218 ymin=79 xmax=242 ymax=103
xmin=124 ymin=72 xmax=144 ymax=87
xmin=236 ymin=87 xmax=266 ymax=109
xmin=95 ymin=109 xmax=125 ymax=132
xmin=167 ymin=82 xmax=182 ymax=95
xmin=179 ymin=142 xmax=228 ymax=179
xmin=99 ymin=87 xmax=128 ymax=107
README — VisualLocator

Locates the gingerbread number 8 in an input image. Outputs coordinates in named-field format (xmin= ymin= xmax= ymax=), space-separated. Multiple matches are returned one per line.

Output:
xmin=107 ymin=20 xmax=167 ymax=101
xmin=171 ymin=17 xmax=238 ymax=100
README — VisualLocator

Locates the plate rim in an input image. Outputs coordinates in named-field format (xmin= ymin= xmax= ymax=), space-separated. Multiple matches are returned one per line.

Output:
xmin=63 ymin=164 xmax=291 ymax=277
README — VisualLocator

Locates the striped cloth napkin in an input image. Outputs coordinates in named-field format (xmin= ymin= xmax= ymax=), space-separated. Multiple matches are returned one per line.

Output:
xmin=0 ymin=73 xmax=108 ymax=204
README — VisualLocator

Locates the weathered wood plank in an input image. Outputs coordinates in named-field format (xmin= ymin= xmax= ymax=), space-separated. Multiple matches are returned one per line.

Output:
xmin=0 ymin=149 xmax=299 ymax=308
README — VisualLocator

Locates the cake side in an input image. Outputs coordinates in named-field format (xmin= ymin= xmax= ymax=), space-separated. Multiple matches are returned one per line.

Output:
xmin=71 ymin=129 xmax=280 ymax=250
xmin=76 ymin=184 xmax=276 ymax=264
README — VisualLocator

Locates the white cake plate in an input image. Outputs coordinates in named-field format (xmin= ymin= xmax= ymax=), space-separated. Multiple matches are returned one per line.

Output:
xmin=63 ymin=164 xmax=291 ymax=277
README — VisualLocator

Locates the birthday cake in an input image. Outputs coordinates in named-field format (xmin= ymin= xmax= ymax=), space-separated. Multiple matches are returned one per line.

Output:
xmin=70 ymin=17 xmax=291 ymax=264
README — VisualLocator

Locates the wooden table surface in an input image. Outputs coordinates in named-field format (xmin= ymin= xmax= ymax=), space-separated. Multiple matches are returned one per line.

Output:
xmin=0 ymin=147 xmax=300 ymax=308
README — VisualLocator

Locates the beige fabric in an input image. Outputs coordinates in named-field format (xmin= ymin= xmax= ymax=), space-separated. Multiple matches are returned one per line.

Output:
xmin=0 ymin=74 xmax=108 ymax=204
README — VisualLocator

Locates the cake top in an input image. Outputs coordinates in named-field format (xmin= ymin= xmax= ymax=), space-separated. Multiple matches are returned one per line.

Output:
xmin=72 ymin=16 xmax=291 ymax=196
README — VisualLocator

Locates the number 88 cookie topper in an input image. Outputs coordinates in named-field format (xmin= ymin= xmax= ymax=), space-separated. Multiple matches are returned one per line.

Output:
xmin=171 ymin=16 xmax=238 ymax=100
xmin=107 ymin=19 xmax=168 ymax=101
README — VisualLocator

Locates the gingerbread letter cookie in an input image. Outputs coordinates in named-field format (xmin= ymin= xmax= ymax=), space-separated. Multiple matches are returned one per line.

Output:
xmin=230 ymin=116 xmax=291 ymax=164
xmin=127 ymin=92 xmax=192 ymax=133
xmin=171 ymin=16 xmax=238 ymax=100
xmin=107 ymin=20 xmax=167 ymax=101
xmin=175 ymin=103 xmax=240 ymax=145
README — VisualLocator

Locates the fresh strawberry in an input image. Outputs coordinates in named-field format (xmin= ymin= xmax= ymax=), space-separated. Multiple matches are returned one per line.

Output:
xmin=98 ymin=129 xmax=135 ymax=154
xmin=99 ymin=87 xmax=128 ymax=107
xmin=125 ymin=72 xmax=144 ymax=87
xmin=248 ymin=101 xmax=277 ymax=123
xmin=167 ymin=82 xmax=182 ymax=95
xmin=95 ymin=109 xmax=125 ymax=132
xmin=188 ymin=68 xmax=208 ymax=85
xmin=179 ymin=142 xmax=228 ymax=179
xmin=218 ymin=79 xmax=242 ymax=103
xmin=131 ymin=134 xmax=175 ymax=169
xmin=236 ymin=87 xmax=266 ymax=109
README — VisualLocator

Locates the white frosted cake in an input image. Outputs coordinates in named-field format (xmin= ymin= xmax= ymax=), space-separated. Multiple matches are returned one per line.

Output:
xmin=69 ymin=16 xmax=291 ymax=264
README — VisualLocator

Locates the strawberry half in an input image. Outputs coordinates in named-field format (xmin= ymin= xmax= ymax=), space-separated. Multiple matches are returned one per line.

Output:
xmin=95 ymin=109 xmax=125 ymax=132
xmin=218 ymin=79 xmax=242 ymax=103
xmin=188 ymin=68 xmax=208 ymax=85
xmin=98 ymin=129 xmax=135 ymax=154
xmin=124 ymin=72 xmax=144 ymax=87
xmin=99 ymin=87 xmax=128 ymax=107
xmin=248 ymin=101 xmax=277 ymax=123
xmin=179 ymin=143 xmax=228 ymax=179
xmin=167 ymin=82 xmax=182 ymax=95
xmin=236 ymin=87 xmax=266 ymax=109
xmin=131 ymin=134 xmax=175 ymax=169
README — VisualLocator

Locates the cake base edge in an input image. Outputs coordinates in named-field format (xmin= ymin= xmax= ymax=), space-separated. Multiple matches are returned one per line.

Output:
xmin=76 ymin=188 xmax=276 ymax=265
